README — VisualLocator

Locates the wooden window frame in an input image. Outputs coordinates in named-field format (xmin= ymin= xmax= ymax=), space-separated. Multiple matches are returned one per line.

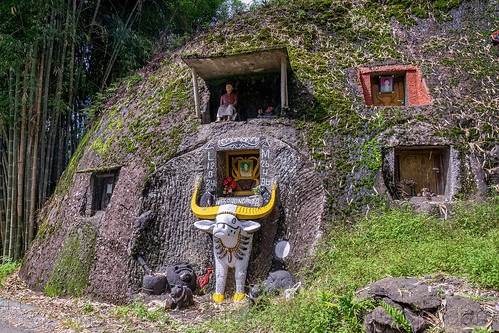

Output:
xmin=224 ymin=149 xmax=260 ymax=196
xmin=92 ymin=171 xmax=119 ymax=212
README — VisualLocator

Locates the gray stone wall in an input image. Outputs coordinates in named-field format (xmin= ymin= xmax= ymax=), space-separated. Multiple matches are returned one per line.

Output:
xmin=127 ymin=121 xmax=326 ymax=293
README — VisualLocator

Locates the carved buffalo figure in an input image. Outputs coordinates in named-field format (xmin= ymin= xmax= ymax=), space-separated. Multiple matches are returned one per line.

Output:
xmin=249 ymin=270 xmax=296 ymax=301
xmin=191 ymin=181 xmax=277 ymax=302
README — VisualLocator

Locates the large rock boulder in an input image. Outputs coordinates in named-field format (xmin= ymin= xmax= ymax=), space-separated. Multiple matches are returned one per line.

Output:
xmin=363 ymin=277 xmax=499 ymax=333
xmin=444 ymin=296 xmax=493 ymax=333
xmin=20 ymin=120 xmax=327 ymax=303
xmin=369 ymin=277 xmax=441 ymax=310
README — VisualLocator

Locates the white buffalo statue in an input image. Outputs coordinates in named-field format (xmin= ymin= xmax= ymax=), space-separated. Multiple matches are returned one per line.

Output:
xmin=191 ymin=182 xmax=277 ymax=302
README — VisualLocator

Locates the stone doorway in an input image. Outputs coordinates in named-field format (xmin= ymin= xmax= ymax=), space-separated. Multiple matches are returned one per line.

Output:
xmin=91 ymin=170 xmax=119 ymax=213
xmin=394 ymin=147 xmax=448 ymax=198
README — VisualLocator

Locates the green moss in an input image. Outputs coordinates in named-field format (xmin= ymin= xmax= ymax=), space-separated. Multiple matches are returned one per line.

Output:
xmin=44 ymin=220 xmax=98 ymax=297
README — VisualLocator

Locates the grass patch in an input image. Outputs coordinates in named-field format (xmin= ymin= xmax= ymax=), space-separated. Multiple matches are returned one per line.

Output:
xmin=313 ymin=197 xmax=499 ymax=292
xmin=0 ymin=256 xmax=19 ymax=287
xmin=111 ymin=298 xmax=170 ymax=324
xmin=202 ymin=196 xmax=499 ymax=332
xmin=202 ymin=291 xmax=374 ymax=333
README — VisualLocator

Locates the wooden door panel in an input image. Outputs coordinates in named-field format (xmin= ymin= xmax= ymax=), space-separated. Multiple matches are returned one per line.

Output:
xmin=399 ymin=154 xmax=436 ymax=194
xmin=372 ymin=77 xmax=405 ymax=106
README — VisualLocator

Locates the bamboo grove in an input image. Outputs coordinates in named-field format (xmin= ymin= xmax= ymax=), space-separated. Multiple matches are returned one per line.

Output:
xmin=0 ymin=0 xmax=233 ymax=260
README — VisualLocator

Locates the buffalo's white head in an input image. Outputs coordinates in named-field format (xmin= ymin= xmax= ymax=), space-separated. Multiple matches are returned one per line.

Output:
xmin=194 ymin=205 xmax=261 ymax=242
xmin=191 ymin=181 xmax=277 ymax=222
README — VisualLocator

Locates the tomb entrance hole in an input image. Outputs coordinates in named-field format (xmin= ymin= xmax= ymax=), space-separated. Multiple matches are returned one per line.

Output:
xmin=392 ymin=146 xmax=450 ymax=199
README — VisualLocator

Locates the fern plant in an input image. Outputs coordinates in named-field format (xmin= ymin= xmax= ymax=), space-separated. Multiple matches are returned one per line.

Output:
xmin=379 ymin=300 xmax=412 ymax=333
xmin=322 ymin=291 xmax=375 ymax=331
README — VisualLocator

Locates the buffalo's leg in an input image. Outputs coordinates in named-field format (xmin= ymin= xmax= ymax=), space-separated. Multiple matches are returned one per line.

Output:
xmin=233 ymin=261 xmax=247 ymax=301
xmin=213 ymin=255 xmax=227 ymax=302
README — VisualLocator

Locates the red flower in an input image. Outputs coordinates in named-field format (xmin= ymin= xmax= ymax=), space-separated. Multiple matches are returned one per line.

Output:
xmin=222 ymin=177 xmax=236 ymax=195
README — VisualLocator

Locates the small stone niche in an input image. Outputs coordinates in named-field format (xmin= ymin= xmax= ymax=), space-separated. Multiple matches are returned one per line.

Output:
xmin=217 ymin=149 xmax=260 ymax=196
xmin=358 ymin=65 xmax=431 ymax=107
xmin=392 ymin=146 xmax=449 ymax=199
xmin=91 ymin=170 xmax=120 ymax=214
xmin=203 ymin=137 xmax=272 ymax=207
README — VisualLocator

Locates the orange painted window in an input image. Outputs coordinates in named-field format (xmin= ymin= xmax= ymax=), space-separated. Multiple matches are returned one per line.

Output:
xmin=358 ymin=66 xmax=431 ymax=106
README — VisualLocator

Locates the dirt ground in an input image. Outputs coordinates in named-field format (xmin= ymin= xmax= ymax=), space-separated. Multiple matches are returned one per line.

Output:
xmin=0 ymin=270 xmax=241 ymax=333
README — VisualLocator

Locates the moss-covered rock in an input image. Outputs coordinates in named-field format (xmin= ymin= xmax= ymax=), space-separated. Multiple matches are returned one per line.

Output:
xmin=20 ymin=0 xmax=498 ymax=303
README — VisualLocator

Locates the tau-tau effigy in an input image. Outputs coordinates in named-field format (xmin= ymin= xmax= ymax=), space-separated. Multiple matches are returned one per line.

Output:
xmin=191 ymin=181 xmax=277 ymax=302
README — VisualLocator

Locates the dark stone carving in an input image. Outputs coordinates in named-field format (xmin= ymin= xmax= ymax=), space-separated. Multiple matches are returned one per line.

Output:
xmin=169 ymin=285 xmax=193 ymax=310
xmin=133 ymin=211 xmax=154 ymax=229
xmin=199 ymin=188 xmax=215 ymax=207
xmin=142 ymin=275 xmax=167 ymax=295
xmin=250 ymin=270 xmax=296 ymax=300
xmin=136 ymin=254 xmax=153 ymax=276
xmin=166 ymin=264 xmax=197 ymax=292
xmin=444 ymin=296 xmax=490 ymax=333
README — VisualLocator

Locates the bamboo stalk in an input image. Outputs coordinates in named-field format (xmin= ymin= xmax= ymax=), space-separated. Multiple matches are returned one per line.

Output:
xmin=28 ymin=43 xmax=45 ymax=245
xmin=4 ymin=68 xmax=15 ymax=257
xmin=0 ymin=136 xmax=5 ymax=249
xmin=9 ymin=69 xmax=20 ymax=259
xmin=15 ymin=54 xmax=31 ymax=258
xmin=38 ymin=9 xmax=55 ymax=207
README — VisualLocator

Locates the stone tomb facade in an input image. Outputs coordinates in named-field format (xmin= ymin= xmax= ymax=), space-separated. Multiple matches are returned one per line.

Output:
xmin=91 ymin=170 xmax=119 ymax=212
xmin=394 ymin=146 xmax=449 ymax=197
xmin=76 ymin=167 xmax=121 ymax=217
xmin=204 ymin=136 xmax=273 ymax=203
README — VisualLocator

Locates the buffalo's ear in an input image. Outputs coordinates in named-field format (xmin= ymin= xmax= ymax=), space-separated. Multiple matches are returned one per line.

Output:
xmin=240 ymin=220 xmax=261 ymax=233
xmin=194 ymin=220 xmax=215 ymax=233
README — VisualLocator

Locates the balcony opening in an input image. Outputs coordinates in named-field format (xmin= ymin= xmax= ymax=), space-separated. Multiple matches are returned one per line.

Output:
xmin=206 ymin=73 xmax=281 ymax=121
xmin=183 ymin=46 xmax=289 ymax=123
